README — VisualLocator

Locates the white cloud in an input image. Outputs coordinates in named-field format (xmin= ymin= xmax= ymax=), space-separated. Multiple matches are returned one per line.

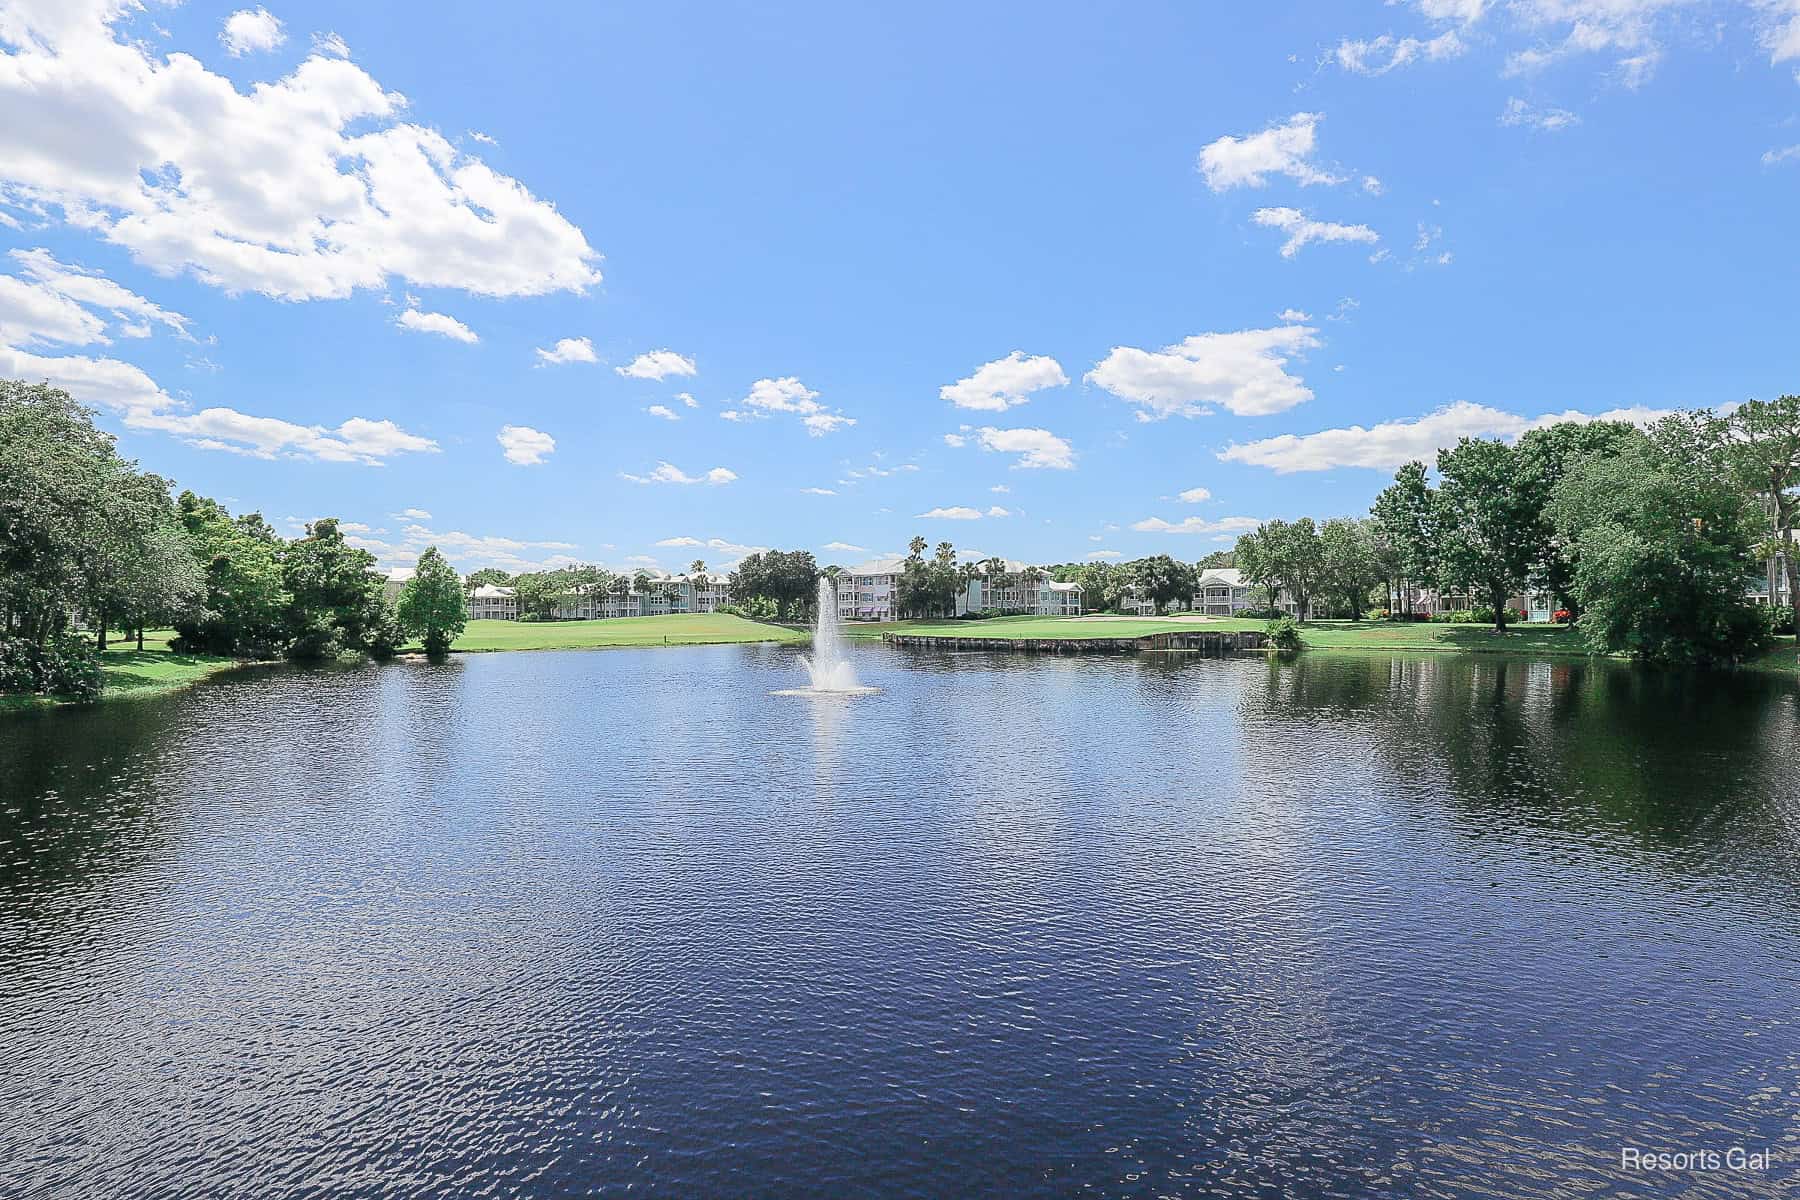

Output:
xmin=498 ymin=424 xmax=555 ymax=466
xmin=8 ymin=248 xmax=190 ymax=340
xmin=970 ymin=426 xmax=1075 ymax=470
xmin=0 ymin=327 xmax=435 ymax=464
xmin=677 ymin=391 xmax=699 ymax=408
xmin=396 ymin=307 xmax=478 ymax=343
xmin=942 ymin=432 xmax=967 ymax=447
xmin=646 ymin=404 xmax=679 ymax=421
xmin=800 ymin=486 xmax=836 ymax=495
xmin=348 ymin=522 xmax=580 ymax=573
xmin=396 ymin=508 xmax=432 ymax=520
xmin=1500 ymin=97 xmax=1580 ymax=130
xmin=735 ymin=376 xmax=855 ymax=435
xmin=535 ymin=336 xmax=597 ymax=365
xmin=220 ymin=8 xmax=285 ymax=57
xmin=620 ymin=461 xmax=737 ymax=485
xmin=1087 ymin=550 xmax=1122 ymax=559
xmin=1332 ymin=30 xmax=1466 ymax=75
xmin=468 ymin=131 xmax=498 ymax=146
xmin=990 ymin=483 xmax=1010 ymax=493
xmin=1198 ymin=113 xmax=1344 ymax=191
xmin=1131 ymin=515 xmax=1263 ymax=535
xmin=0 ymin=274 xmax=106 ymax=347
xmin=1086 ymin=325 xmax=1321 ymax=418
xmin=822 ymin=541 xmax=867 ymax=553
xmin=1251 ymin=207 xmax=1381 ymax=258
xmin=0 ymin=6 xmax=600 ymax=302
xmin=651 ymin=535 xmax=766 ymax=568
xmin=1217 ymin=400 xmax=1674 ymax=473
xmin=1277 ymin=308 xmax=1311 ymax=323
xmin=986 ymin=505 xmax=1013 ymax=518
xmin=1413 ymin=0 xmax=1490 ymax=22
xmin=616 ymin=349 xmax=697 ymax=380
xmin=1762 ymin=143 xmax=1800 ymax=166
xmin=940 ymin=351 xmax=1068 ymax=411
xmin=1502 ymin=0 xmax=1685 ymax=83
xmin=916 ymin=506 xmax=987 ymax=520
xmin=1176 ymin=486 xmax=1213 ymax=503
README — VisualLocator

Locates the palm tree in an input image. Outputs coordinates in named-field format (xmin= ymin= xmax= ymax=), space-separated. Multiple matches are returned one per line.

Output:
xmin=690 ymin=559 xmax=708 ymax=611
xmin=908 ymin=535 xmax=928 ymax=561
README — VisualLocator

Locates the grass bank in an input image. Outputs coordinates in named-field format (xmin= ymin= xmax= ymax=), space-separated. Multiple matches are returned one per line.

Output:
xmin=1 ymin=629 xmax=244 ymax=714
xmin=437 ymin=613 xmax=808 ymax=653
xmin=856 ymin=614 xmax=1797 ymax=671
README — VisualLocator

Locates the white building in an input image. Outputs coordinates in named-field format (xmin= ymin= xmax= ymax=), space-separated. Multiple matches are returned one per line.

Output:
xmin=468 ymin=584 xmax=518 ymax=620
xmin=1749 ymin=555 xmax=1793 ymax=608
xmin=380 ymin=566 xmax=414 ymax=604
xmin=550 ymin=572 xmax=732 ymax=620
xmin=834 ymin=557 xmax=1082 ymax=621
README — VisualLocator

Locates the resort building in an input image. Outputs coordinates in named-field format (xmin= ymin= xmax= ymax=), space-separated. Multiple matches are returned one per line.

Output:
xmin=380 ymin=567 xmax=414 ymax=604
xmin=468 ymin=584 xmax=518 ymax=620
xmin=550 ymin=572 xmax=732 ymax=620
xmin=1749 ymin=555 xmax=1794 ymax=608
xmin=834 ymin=557 xmax=1083 ymax=621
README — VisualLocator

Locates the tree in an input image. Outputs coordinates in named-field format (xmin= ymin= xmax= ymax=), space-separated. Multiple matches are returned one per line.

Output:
xmin=1549 ymin=413 xmax=1768 ymax=664
xmin=1432 ymin=438 xmax=1539 ymax=631
xmin=728 ymin=549 xmax=819 ymax=620
xmin=1516 ymin=420 xmax=1639 ymax=617
xmin=175 ymin=492 xmax=290 ymax=656
xmin=1129 ymin=555 xmax=1195 ymax=614
xmin=1371 ymin=461 xmax=1437 ymax=617
xmin=1319 ymin=518 xmax=1383 ymax=619
xmin=1197 ymin=549 xmax=1236 ymax=569
xmin=280 ymin=517 xmax=393 ymax=660
xmin=466 ymin=567 xmax=512 ymax=590
xmin=1718 ymin=395 xmax=1800 ymax=614
xmin=397 ymin=546 xmax=468 ymax=657
xmin=1236 ymin=519 xmax=1323 ymax=620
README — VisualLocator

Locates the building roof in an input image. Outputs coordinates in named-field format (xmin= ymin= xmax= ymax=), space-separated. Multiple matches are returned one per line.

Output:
xmin=384 ymin=567 xmax=415 ymax=583
xmin=1046 ymin=580 xmax=1082 ymax=592
xmin=470 ymin=584 xmax=515 ymax=599
xmin=1198 ymin=568 xmax=1244 ymax=588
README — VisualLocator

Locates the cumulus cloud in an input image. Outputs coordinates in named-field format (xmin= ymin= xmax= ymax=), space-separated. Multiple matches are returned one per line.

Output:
xmin=799 ymin=486 xmax=836 ymax=495
xmin=535 ymin=336 xmax=597 ymax=365
xmin=1251 ymin=207 xmax=1381 ymax=258
xmin=1131 ymin=515 xmax=1264 ymax=535
xmin=645 ymin=404 xmax=679 ymax=421
xmin=498 ymin=424 xmax=555 ymax=465
xmin=347 ymin=522 xmax=580 ymax=573
xmin=1176 ymin=486 xmax=1213 ymax=503
xmin=0 ymin=261 xmax=433 ymax=465
xmin=1277 ymin=308 xmax=1311 ymax=323
xmin=620 ymin=462 xmax=738 ymax=485
xmin=1087 ymin=550 xmax=1122 ymax=559
xmin=967 ymin=426 xmax=1075 ymax=470
xmin=822 ymin=541 xmax=867 ymax=553
xmin=0 ymin=5 xmax=600 ymax=302
xmin=1217 ymin=400 xmax=1674 ymax=474
xmin=396 ymin=307 xmax=478 ymax=343
xmin=734 ymin=376 xmax=855 ymax=435
xmin=916 ymin=506 xmax=987 ymax=520
xmin=1197 ymin=113 xmax=1344 ymax=191
xmin=396 ymin=508 xmax=432 ymax=520
xmin=940 ymin=351 xmax=1068 ymax=411
xmin=1332 ymin=30 xmax=1466 ymax=74
xmin=220 ymin=8 xmax=285 ymax=57
xmin=650 ymin=535 xmax=766 ymax=568
xmin=1765 ymin=144 xmax=1800 ymax=166
xmin=1086 ymin=325 xmax=1321 ymax=419
xmin=616 ymin=349 xmax=697 ymax=380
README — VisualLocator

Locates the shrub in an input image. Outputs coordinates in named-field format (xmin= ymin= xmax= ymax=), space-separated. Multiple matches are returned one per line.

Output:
xmin=1265 ymin=615 xmax=1302 ymax=652
xmin=0 ymin=634 xmax=104 ymax=701
xmin=1768 ymin=604 xmax=1797 ymax=637
xmin=1553 ymin=609 xmax=1573 ymax=624
xmin=1240 ymin=605 xmax=1283 ymax=620
xmin=1432 ymin=609 xmax=1476 ymax=624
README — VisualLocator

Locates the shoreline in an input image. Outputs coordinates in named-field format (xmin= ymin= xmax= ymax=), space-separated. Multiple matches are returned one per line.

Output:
xmin=6 ymin=617 xmax=1791 ymax=714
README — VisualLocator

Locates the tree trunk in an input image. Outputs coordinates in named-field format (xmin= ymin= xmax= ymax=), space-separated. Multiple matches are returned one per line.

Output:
xmin=137 ymin=626 xmax=145 ymax=651
xmin=1492 ymin=584 xmax=1509 ymax=632
xmin=96 ymin=619 xmax=106 ymax=651
xmin=1784 ymin=529 xmax=1798 ymax=621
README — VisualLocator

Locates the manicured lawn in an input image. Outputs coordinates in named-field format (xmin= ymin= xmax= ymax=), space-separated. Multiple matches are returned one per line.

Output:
xmin=2 ymin=629 xmax=242 ymax=714
xmin=864 ymin=614 xmax=1597 ymax=653
xmin=442 ymin=613 xmax=808 ymax=652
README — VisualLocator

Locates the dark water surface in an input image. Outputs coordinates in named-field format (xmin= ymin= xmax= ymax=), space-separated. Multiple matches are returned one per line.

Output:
xmin=3 ymin=646 xmax=1799 ymax=1198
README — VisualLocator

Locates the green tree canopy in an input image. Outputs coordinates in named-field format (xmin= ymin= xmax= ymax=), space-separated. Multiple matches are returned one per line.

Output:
xmin=398 ymin=546 xmax=468 ymax=656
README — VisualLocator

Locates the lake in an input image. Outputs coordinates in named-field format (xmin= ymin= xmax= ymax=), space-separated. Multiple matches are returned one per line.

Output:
xmin=3 ymin=645 xmax=1798 ymax=1197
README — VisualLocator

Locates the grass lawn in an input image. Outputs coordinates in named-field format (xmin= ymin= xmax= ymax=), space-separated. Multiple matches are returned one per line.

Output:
xmin=864 ymin=613 xmax=1800 ymax=672
xmin=1 ymin=629 xmax=243 ymax=714
xmin=439 ymin=613 xmax=808 ymax=653
xmin=866 ymin=614 xmax=1596 ymax=653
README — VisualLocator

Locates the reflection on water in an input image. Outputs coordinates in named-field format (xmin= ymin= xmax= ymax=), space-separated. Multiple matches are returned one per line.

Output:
xmin=2 ymin=645 xmax=1798 ymax=1198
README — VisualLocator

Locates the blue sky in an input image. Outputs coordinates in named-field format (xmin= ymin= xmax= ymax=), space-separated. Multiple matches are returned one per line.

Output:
xmin=2 ymin=0 xmax=1798 ymax=574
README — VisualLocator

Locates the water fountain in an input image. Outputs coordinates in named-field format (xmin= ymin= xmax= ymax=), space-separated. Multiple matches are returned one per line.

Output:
xmin=778 ymin=575 xmax=878 ymax=695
